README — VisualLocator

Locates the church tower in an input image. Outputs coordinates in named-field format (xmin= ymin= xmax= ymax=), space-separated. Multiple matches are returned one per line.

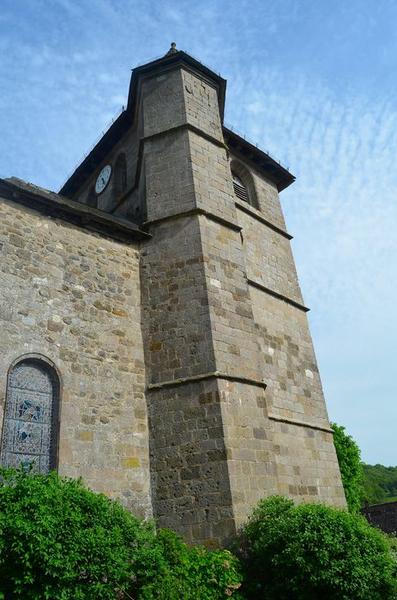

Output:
xmin=0 ymin=45 xmax=345 ymax=547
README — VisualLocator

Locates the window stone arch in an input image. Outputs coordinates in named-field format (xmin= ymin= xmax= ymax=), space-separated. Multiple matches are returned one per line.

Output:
xmin=113 ymin=152 xmax=127 ymax=201
xmin=0 ymin=357 xmax=60 ymax=473
xmin=230 ymin=160 xmax=259 ymax=210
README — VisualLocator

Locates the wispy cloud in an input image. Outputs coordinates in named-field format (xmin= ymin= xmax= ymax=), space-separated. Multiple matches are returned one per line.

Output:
xmin=227 ymin=60 xmax=397 ymax=463
xmin=0 ymin=0 xmax=396 ymax=463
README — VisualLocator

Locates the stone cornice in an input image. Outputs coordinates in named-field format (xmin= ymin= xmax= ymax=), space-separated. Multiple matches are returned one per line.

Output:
xmin=235 ymin=199 xmax=293 ymax=239
xmin=0 ymin=178 xmax=150 ymax=244
xmin=143 ymin=207 xmax=241 ymax=232
xmin=247 ymin=277 xmax=310 ymax=312
xmin=268 ymin=413 xmax=333 ymax=434
xmin=147 ymin=370 xmax=267 ymax=391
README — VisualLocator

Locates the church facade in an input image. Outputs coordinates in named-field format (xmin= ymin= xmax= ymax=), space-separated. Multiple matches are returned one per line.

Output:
xmin=0 ymin=46 xmax=345 ymax=545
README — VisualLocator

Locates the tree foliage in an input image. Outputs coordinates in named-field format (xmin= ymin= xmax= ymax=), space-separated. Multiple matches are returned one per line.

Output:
xmin=237 ymin=495 xmax=397 ymax=600
xmin=331 ymin=422 xmax=364 ymax=512
xmin=139 ymin=528 xmax=243 ymax=600
xmin=3 ymin=467 xmax=397 ymax=599
xmin=0 ymin=468 xmax=242 ymax=599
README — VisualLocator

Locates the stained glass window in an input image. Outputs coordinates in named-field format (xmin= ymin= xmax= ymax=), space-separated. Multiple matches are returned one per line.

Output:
xmin=0 ymin=359 xmax=59 ymax=473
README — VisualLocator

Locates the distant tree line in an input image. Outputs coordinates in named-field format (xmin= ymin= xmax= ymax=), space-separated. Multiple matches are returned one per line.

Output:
xmin=331 ymin=422 xmax=397 ymax=507
xmin=362 ymin=464 xmax=397 ymax=505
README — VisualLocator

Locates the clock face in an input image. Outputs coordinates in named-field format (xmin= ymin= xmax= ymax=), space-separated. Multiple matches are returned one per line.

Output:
xmin=95 ymin=165 xmax=112 ymax=195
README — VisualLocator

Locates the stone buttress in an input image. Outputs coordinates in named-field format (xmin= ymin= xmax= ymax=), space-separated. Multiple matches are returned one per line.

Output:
xmin=136 ymin=51 xmax=345 ymax=545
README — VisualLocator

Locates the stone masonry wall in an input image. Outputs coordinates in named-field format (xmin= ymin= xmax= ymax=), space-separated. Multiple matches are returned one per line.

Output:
xmin=199 ymin=215 xmax=263 ymax=382
xmin=216 ymin=378 xmax=278 ymax=528
xmin=143 ymin=129 xmax=195 ymax=223
xmin=140 ymin=213 xmax=240 ymax=544
xmin=142 ymin=68 xmax=186 ymax=138
xmin=0 ymin=196 xmax=152 ymax=518
xmin=238 ymin=205 xmax=304 ymax=303
xmin=250 ymin=169 xmax=287 ymax=231
xmin=235 ymin=172 xmax=345 ymax=507
xmin=250 ymin=288 xmax=329 ymax=425
xmin=140 ymin=65 xmax=246 ymax=544
xmin=147 ymin=379 xmax=235 ymax=546
xmin=140 ymin=217 xmax=215 ymax=384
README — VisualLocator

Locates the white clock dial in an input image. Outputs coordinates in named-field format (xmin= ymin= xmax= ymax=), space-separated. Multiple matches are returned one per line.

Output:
xmin=95 ymin=165 xmax=112 ymax=195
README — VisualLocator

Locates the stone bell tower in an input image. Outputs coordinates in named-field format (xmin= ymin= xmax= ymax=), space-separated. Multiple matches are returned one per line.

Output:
xmin=134 ymin=45 xmax=345 ymax=545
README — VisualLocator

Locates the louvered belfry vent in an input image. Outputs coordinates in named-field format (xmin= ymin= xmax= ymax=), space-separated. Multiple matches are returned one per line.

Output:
xmin=232 ymin=172 xmax=249 ymax=203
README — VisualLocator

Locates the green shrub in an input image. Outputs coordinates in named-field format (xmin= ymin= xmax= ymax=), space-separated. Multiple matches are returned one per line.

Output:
xmin=386 ymin=534 xmax=397 ymax=563
xmin=238 ymin=495 xmax=397 ymax=600
xmin=0 ymin=468 xmax=243 ymax=599
xmin=0 ymin=467 xmax=160 ymax=599
xmin=138 ymin=528 xmax=243 ymax=599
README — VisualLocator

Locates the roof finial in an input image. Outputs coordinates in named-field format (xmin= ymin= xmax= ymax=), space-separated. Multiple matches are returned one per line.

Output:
xmin=166 ymin=42 xmax=178 ymax=56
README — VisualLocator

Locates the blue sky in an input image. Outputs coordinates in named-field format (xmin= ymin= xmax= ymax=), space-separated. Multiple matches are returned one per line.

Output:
xmin=1 ymin=0 xmax=396 ymax=464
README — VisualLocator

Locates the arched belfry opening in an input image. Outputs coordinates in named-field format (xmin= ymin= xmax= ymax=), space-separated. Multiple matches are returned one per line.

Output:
xmin=114 ymin=152 xmax=127 ymax=201
xmin=230 ymin=160 xmax=259 ymax=210
xmin=0 ymin=357 xmax=60 ymax=473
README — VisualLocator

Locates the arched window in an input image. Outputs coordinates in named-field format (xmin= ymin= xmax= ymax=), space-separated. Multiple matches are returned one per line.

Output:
xmin=0 ymin=357 xmax=60 ymax=473
xmin=232 ymin=172 xmax=249 ymax=202
xmin=87 ymin=187 xmax=98 ymax=208
xmin=230 ymin=161 xmax=259 ymax=209
xmin=114 ymin=153 xmax=127 ymax=201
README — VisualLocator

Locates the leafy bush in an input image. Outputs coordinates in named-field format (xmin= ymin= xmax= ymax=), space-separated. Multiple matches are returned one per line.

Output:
xmin=331 ymin=422 xmax=364 ymax=512
xmin=0 ymin=467 xmax=159 ymax=599
xmin=0 ymin=468 xmax=243 ymax=599
xmin=387 ymin=534 xmax=397 ymax=562
xmin=138 ymin=528 xmax=243 ymax=599
xmin=237 ymin=495 xmax=397 ymax=600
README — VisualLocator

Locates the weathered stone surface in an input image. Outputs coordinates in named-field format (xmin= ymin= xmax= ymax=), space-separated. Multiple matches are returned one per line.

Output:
xmin=0 ymin=199 xmax=152 ymax=519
